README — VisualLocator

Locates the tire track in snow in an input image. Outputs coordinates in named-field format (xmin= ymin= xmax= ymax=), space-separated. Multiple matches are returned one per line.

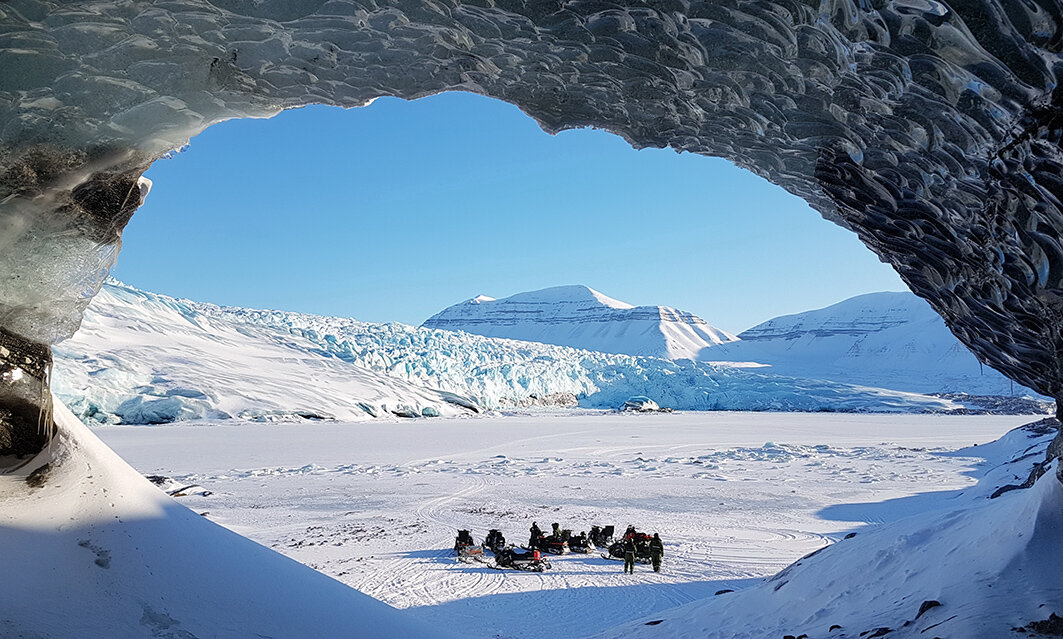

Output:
xmin=356 ymin=474 xmax=509 ymax=607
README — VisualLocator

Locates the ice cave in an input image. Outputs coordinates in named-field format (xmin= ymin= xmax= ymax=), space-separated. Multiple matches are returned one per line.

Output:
xmin=2 ymin=0 xmax=1063 ymax=637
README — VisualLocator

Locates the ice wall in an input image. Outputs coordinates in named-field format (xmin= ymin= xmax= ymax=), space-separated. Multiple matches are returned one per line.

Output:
xmin=2 ymin=1 xmax=1063 ymax=455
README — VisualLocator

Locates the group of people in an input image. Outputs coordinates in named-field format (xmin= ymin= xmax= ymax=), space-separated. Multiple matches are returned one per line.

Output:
xmin=619 ymin=525 xmax=664 ymax=574
xmin=527 ymin=521 xmax=665 ymax=573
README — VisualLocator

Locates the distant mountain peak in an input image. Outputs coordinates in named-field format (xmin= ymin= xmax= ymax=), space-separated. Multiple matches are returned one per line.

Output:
xmin=423 ymin=285 xmax=736 ymax=359
xmin=492 ymin=285 xmax=636 ymax=310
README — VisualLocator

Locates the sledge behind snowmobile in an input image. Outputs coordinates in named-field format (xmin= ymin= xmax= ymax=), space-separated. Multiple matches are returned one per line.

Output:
xmin=492 ymin=547 xmax=550 ymax=572
xmin=454 ymin=529 xmax=485 ymax=561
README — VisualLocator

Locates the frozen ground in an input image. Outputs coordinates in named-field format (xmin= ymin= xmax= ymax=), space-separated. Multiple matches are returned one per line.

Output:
xmin=97 ymin=411 xmax=1030 ymax=639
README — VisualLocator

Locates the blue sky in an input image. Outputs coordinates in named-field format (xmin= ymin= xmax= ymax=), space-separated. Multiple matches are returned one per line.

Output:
xmin=115 ymin=91 xmax=906 ymax=333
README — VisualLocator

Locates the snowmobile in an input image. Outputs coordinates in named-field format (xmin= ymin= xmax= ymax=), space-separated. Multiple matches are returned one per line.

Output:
xmin=567 ymin=531 xmax=595 ymax=553
xmin=454 ymin=529 xmax=485 ymax=561
xmin=484 ymin=529 xmax=507 ymax=554
xmin=491 ymin=546 xmax=550 ymax=572
xmin=589 ymin=525 xmax=614 ymax=548
xmin=527 ymin=531 xmax=569 ymax=555
xmin=603 ymin=529 xmax=653 ymax=563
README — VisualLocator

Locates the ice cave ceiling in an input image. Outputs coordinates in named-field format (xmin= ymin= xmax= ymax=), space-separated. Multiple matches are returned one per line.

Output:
xmin=2 ymin=0 xmax=1063 ymax=424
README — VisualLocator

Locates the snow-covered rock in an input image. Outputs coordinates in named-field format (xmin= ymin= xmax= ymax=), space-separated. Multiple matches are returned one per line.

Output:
xmin=701 ymin=292 xmax=1045 ymax=398
xmin=423 ymin=285 xmax=737 ymax=360
xmin=50 ymin=282 xmax=999 ymax=423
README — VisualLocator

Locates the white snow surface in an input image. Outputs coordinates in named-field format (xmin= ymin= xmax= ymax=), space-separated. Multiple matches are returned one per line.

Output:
xmin=423 ymin=284 xmax=738 ymax=360
xmin=51 ymin=282 xmax=983 ymax=424
xmin=94 ymin=411 xmax=1063 ymax=639
xmin=702 ymin=292 xmax=1042 ymax=397
xmin=0 ymin=399 xmax=452 ymax=639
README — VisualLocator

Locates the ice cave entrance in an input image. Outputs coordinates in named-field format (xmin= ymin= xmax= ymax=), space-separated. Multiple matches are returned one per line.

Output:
xmin=115 ymin=91 xmax=906 ymax=334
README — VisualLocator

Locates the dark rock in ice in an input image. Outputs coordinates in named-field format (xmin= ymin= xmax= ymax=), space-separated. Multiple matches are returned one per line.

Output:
xmin=915 ymin=600 xmax=942 ymax=620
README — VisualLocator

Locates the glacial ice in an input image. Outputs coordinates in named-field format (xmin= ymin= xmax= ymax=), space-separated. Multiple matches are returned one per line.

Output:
xmin=52 ymin=282 xmax=1007 ymax=423
xmin=1 ymin=1 xmax=1063 ymax=409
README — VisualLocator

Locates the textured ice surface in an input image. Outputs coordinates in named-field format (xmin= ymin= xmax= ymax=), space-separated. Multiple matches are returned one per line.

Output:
xmin=51 ymin=282 xmax=987 ymax=423
xmin=2 ymin=1 xmax=1063 ymax=402
xmin=423 ymin=285 xmax=738 ymax=360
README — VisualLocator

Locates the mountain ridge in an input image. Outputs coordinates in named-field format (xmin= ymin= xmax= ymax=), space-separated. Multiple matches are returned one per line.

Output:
xmin=423 ymin=284 xmax=737 ymax=360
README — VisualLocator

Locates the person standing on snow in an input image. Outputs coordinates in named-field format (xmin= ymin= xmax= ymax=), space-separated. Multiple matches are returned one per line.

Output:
xmin=623 ymin=535 xmax=637 ymax=574
xmin=649 ymin=533 xmax=664 ymax=572
xmin=529 ymin=522 xmax=542 ymax=547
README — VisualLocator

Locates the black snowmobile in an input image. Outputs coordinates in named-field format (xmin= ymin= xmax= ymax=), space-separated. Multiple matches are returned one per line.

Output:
xmin=589 ymin=525 xmax=614 ymax=548
xmin=484 ymin=529 xmax=507 ymax=554
xmin=604 ymin=528 xmax=653 ymax=563
xmin=527 ymin=531 xmax=569 ymax=555
xmin=567 ymin=530 xmax=595 ymax=553
xmin=492 ymin=546 xmax=550 ymax=572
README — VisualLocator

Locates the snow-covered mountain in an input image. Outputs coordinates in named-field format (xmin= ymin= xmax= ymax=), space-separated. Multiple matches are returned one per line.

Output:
xmin=700 ymin=292 xmax=1042 ymax=397
xmin=51 ymin=282 xmax=996 ymax=425
xmin=422 ymin=285 xmax=737 ymax=360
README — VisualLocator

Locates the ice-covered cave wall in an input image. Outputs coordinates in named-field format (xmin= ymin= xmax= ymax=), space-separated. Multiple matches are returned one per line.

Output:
xmin=2 ymin=0 xmax=1063 ymax=458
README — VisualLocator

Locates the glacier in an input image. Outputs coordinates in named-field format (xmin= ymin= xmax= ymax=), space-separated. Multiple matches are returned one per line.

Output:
xmin=423 ymin=284 xmax=738 ymax=360
xmin=51 ymin=281 xmax=1022 ymax=424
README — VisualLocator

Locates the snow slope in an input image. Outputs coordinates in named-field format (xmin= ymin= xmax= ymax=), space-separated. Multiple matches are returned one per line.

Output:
xmin=0 ymin=399 xmax=454 ymax=639
xmin=51 ymin=283 xmax=987 ymax=424
xmin=701 ymin=292 xmax=1042 ymax=397
xmin=52 ymin=283 xmax=477 ymax=424
xmin=423 ymin=285 xmax=738 ymax=360
xmin=595 ymin=420 xmax=1063 ymax=639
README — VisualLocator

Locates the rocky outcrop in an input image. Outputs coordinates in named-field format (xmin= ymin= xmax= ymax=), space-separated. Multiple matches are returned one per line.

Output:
xmin=3 ymin=1 xmax=1063 ymax=454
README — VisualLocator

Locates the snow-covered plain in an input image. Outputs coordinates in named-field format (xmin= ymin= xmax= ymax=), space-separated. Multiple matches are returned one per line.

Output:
xmin=96 ymin=411 xmax=1058 ymax=639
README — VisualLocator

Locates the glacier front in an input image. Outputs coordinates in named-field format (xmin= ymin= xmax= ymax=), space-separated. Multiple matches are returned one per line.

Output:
xmin=54 ymin=282 xmax=991 ymax=422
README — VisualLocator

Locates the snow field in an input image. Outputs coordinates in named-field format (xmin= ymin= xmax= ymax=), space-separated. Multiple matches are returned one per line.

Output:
xmin=0 ymin=400 xmax=452 ymax=639
xmin=97 ymin=411 xmax=1030 ymax=639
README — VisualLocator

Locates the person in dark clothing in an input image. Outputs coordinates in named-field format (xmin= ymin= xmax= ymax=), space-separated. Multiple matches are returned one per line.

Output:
xmin=649 ymin=533 xmax=664 ymax=572
xmin=622 ymin=536 xmax=636 ymax=574
xmin=551 ymin=522 xmax=561 ymax=538
xmin=529 ymin=522 xmax=542 ymax=547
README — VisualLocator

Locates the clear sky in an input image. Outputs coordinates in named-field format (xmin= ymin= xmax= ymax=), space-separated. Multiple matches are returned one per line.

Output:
xmin=114 ymin=91 xmax=907 ymax=334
